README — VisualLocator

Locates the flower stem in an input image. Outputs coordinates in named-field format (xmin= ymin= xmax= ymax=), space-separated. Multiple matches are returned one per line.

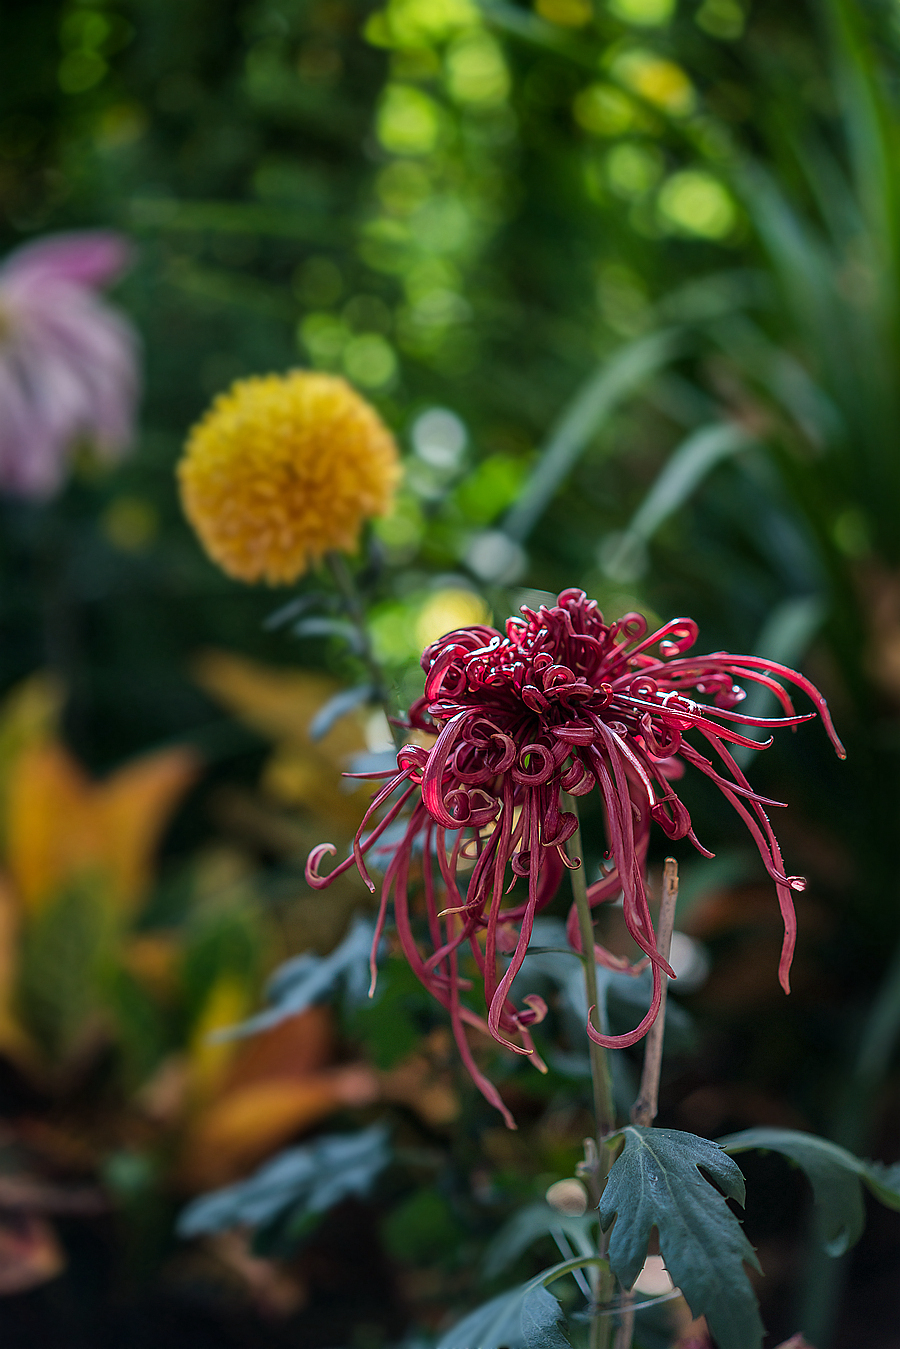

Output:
xmin=563 ymin=793 xmax=618 ymax=1349
xmin=613 ymin=858 xmax=679 ymax=1349
xmin=631 ymin=858 xmax=678 ymax=1128
xmin=563 ymin=794 xmax=616 ymax=1138
xmin=325 ymin=549 xmax=403 ymax=750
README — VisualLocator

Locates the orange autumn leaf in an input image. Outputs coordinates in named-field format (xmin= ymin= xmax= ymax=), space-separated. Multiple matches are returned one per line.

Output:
xmin=180 ymin=1004 xmax=377 ymax=1190
xmin=94 ymin=750 xmax=200 ymax=912
xmin=186 ymin=1001 xmax=333 ymax=1113
xmin=0 ymin=1214 xmax=65 ymax=1296
xmin=186 ymin=978 xmax=247 ymax=1104
xmin=193 ymin=651 xmax=368 ymax=826
xmin=0 ymin=875 xmax=32 ymax=1063
xmin=5 ymin=741 xmax=199 ymax=914
xmin=180 ymin=1077 xmax=350 ymax=1191
xmin=0 ymin=675 xmax=64 ymax=849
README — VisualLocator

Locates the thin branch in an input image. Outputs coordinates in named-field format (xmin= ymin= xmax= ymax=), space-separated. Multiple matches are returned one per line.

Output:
xmin=563 ymin=793 xmax=617 ymax=1138
xmin=631 ymin=858 xmax=679 ymax=1127
xmin=325 ymin=550 xmax=403 ymax=749
xmin=563 ymin=793 xmax=620 ymax=1349
xmin=614 ymin=858 xmax=679 ymax=1349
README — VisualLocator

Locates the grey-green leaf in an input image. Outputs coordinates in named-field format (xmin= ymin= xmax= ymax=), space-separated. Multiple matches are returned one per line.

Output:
xmin=438 ymin=1287 xmax=527 ymax=1349
xmin=292 ymin=616 xmax=364 ymax=654
xmin=263 ymin=593 xmax=326 ymax=631
xmin=863 ymin=1160 xmax=900 ymax=1213
xmin=436 ymin=1257 xmax=605 ymax=1349
xmin=520 ymin=1286 xmax=569 ymax=1349
xmin=599 ymin=1126 xmax=763 ymax=1349
xmin=720 ymin=1127 xmax=900 ymax=1255
xmin=308 ymin=683 xmax=374 ymax=741
xmin=177 ymin=1122 xmax=390 ymax=1238
xmin=214 ymin=915 xmax=376 ymax=1039
xmin=485 ymin=1202 xmax=596 ymax=1277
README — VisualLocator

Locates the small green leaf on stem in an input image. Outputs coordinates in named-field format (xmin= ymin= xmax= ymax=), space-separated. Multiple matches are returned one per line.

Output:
xmin=521 ymin=1286 xmax=570 ymax=1349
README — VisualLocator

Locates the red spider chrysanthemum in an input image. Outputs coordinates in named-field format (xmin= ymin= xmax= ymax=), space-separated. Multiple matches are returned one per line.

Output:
xmin=307 ymin=589 xmax=845 ymax=1126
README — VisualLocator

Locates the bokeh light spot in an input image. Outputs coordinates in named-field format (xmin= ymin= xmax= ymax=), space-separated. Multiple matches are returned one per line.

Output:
xmin=657 ymin=169 xmax=736 ymax=238
xmin=445 ymin=32 xmax=510 ymax=106
xmin=342 ymin=334 xmax=398 ymax=388
xmin=59 ymin=50 xmax=107 ymax=93
xmin=415 ymin=588 xmax=490 ymax=649
xmin=299 ymin=313 xmax=349 ymax=367
xmin=377 ymin=84 xmax=442 ymax=156
xmin=103 ymin=497 xmax=158 ymax=552
xmin=695 ymin=0 xmax=745 ymax=38
xmin=609 ymin=0 xmax=676 ymax=26
xmin=534 ymin=0 xmax=593 ymax=26
xmin=412 ymin=408 xmax=467 ymax=469
xmin=573 ymin=83 xmax=636 ymax=137
xmin=612 ymin=49 xmax=695 ymax=116
xmin=606 ymin=142 xmax=664 ymax=199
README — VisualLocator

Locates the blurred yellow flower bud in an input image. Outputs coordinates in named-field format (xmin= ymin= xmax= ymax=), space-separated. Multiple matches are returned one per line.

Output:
xmin=178 ymin=371 xmax=401 ymax=585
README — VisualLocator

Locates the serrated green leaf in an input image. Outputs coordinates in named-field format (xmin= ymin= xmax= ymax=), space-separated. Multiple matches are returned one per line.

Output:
xmin=436 ymin=1256 xmax=606 ymax=1349
xmin=720 ymin=1127 xmax=863 ymax=1256
xmin=720 ymin=1126 xmax=900 ymax=1254
xmin=599 ymin=1126 xmax=763 ymax=1349
xmin=438 ymin=1287 xmax=528 ymax=1349
xmin=521 ymin=1286 xmax=569 ymax=1349
xmin=215 ymin=914 xmax=375 ymax=1039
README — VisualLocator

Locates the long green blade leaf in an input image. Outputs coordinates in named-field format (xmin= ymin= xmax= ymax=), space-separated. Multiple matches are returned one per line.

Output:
xmin=503 ymin=330 xmax=683 ymax=543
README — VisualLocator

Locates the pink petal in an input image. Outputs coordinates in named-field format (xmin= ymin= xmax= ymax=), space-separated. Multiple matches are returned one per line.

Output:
xmin=2 ymin=231 xmax=133 ymax=290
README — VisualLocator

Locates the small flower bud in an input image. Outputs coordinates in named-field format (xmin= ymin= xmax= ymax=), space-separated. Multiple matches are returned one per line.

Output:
xmin=545 ymin=1178 xmax=588 ymax=1216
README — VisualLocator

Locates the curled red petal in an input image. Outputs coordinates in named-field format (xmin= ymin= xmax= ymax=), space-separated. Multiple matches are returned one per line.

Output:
xmin=585 ymin=960 xmax=663 ymax=1049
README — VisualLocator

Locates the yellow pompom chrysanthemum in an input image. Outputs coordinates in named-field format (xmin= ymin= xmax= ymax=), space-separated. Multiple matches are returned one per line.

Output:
xmin=177 ymin=371 xmax=401 ymax=585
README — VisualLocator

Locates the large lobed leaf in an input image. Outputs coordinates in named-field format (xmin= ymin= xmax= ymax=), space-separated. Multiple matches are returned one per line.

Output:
xmin=599 ymin=1126 xmax=763 ymax=1349
xmin=436 ymin=1256 xmax=604 ymax=1349
xmin=720 ymin=1127 xmax=900 ymax=1256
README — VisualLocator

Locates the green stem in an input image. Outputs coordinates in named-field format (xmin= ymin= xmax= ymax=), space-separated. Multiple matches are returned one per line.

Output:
xmin=613 ymin=859 xmax=679 ymax=1349
xmin=564 ymin=794 xmax=616 ymax=1138
xmin=325 ymin=550 xmax=403 ymax=750
xmin=563 ymin=793 xmax=618 ymax=1349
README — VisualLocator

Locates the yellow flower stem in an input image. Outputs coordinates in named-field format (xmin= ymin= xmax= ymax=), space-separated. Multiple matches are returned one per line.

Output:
xmin=563 ymin=792 xmax=618 ymax=1349
xmin=325 ymin=550 xmax=404 ymax=752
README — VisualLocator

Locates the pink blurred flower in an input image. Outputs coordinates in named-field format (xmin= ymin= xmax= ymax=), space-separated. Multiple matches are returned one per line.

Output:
xmin=308 ymin=589 xmax=845 ymax=1125
xmin=0 ymin=231 xmax=139 ymax=498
